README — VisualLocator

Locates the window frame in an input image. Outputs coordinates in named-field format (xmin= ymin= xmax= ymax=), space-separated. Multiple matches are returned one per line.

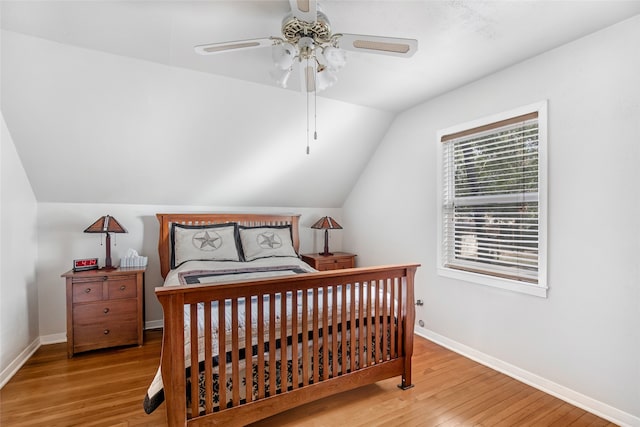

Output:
xmin=436 ymin=101 xmax=548 ymax=297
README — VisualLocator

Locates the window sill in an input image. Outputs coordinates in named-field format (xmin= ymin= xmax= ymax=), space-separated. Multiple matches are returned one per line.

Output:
xmin=438 ymin=267 xmax=548 ymax=298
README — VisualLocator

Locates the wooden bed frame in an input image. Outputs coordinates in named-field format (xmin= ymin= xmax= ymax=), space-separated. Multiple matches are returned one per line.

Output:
xmin=154 ymin=213 xmax=419 ymax=427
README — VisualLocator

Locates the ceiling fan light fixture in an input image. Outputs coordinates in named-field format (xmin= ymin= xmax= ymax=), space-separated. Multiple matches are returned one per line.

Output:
xmin=272 ymin=42 xmax=297 ymax=69
xmin=316 ymin=68 xmax=338 ymax=91
xmin=322 ymin=45 xmax=347 ymax=70
xmin=270 ymin=67 xmax=292 ymax=88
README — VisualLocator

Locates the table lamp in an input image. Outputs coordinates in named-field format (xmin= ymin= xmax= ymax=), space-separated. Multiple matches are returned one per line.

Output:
xmin=84 ymin=215 xmax=127 ymax=269
xmin=311 ymin=216 xmax=342 ymax=256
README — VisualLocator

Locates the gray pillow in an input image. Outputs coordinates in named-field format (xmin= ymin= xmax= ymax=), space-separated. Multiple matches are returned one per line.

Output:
xmin=171 ymin=223 xmax=240 ymax=268
xmin=239 ymin=226 xmax=297 ymax=261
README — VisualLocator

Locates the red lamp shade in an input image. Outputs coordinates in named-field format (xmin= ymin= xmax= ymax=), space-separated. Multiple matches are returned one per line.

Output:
xmin=84 ymin=215 xmax=127 ymax=269
xmin=311 ymin=216 xmax=342 ymax=256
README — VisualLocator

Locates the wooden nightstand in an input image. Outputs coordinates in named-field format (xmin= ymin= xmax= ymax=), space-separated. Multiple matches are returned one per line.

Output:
xmin=300 ymin=252 xmax=356 ymax=271
xmin=62 ymin=267 xmax=145 ymax=357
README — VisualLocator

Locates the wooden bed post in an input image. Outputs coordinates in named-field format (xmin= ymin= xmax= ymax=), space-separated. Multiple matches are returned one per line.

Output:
xmin=399 ymin=265 xmax=417 ymax=390
xmin=157 ymin=292 xmax=188 ymax=427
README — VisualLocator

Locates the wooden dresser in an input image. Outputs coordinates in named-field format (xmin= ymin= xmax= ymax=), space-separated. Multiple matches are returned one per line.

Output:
xmin=300 ymin=252 xmax=356 ymax=271
xmin=62 ymin=267 xmax=145 ymax=357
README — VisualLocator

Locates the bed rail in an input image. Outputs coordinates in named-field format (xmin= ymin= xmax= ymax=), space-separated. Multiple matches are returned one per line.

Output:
xmin=156 ymin=264 xmax=418 ymax=427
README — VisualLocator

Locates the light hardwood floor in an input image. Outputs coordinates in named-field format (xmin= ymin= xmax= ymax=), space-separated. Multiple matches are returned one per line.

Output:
xmin=0 ymin=330 xmax=616 ymax=427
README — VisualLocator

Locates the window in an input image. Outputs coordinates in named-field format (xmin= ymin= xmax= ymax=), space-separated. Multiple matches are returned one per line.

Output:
xmin=437 ymin=102 xmax=547 ymax=297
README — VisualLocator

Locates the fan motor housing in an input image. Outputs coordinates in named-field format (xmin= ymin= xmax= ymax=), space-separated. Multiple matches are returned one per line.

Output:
xmin=282 ymin=11 xmax=331 ymax=43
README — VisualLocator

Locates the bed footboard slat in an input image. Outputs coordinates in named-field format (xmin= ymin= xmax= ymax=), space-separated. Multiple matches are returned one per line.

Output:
xmin=257 ymin=293 xmax=265 ymax=399
xmin=340 ymin=283 xmax=348 ymax=374
xmin=374 ymin=279 xmax=381 ymax=364
xmin=390 ymin=278 xmax=396 ymax=359
xmin=189 ymin=304 xmax=199 ymax=417
xmin=231 ymin=299 xmax=240 ymax=406
xmin=218 ymin=300 xmax=227 ymax=410
xmin=349 ymin=283 xmax=356 ymax=373
xmin=358 ymin=282 xmax=365 ymax=368
xmin=204 ymin=302 xmax=213 ymax=414
xmin=382 ymin=279 xmax=389 ymax=362
xmin=312 ymin=288 xmax=320 ymax=383
xmin=268 ymin=294 xmax=276 ymax=396
xmin=279 ymin=291 xmax=288 ymax=393
xmin=322 ymin=285 xmax=329 ymax=380
xmin=397 ymin=278 xmax=404 ymax=358
xmin=368 ymin=279 xmax=374 ymax=366
xmin=331 ymin=284 xmax=339 ymax=378
xmin=302 ymin=289 xmax=309 ymax=386
xmin=245 ymin=296 xmax=252 ymax=403
xmin=291 ymin=290 xmax=299 ymax=389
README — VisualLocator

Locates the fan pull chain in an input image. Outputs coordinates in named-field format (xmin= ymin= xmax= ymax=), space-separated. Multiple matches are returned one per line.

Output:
xmin=306 ymin=58 xmax=310 ymax=155
xmin=313 ymin=67 xmax=318 ymax=141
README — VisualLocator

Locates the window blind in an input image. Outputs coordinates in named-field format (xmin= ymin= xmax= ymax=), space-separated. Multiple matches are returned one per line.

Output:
xmin=441 ymin=112 xmax=540 ymax=284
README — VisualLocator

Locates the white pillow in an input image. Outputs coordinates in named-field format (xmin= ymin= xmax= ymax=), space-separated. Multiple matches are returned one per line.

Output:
xmin=171 ymin=223 xmax=240 ymax=268
xmin=239 ymin=226 xmax=297 ymax=261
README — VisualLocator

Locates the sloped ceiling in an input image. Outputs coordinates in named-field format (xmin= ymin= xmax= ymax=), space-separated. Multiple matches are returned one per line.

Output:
xmin=2 ymin=1 xmax=640 ymax=207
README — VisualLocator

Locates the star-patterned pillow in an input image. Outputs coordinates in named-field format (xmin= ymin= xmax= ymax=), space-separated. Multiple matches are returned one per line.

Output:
xmin=239 ymin=225 xmax=297 ymax=261
xmin=171 ymin=223 xmax=241 ymax=268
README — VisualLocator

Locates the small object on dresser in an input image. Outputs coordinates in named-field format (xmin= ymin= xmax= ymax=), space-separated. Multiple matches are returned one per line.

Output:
xmin=121 ymin=248 xmax=148 ymax=268
xmin=73 ymin=258 xmax=99 ymax=272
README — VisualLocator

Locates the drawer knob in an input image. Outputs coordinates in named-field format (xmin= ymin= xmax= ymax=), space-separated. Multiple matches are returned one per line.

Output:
xmin=84 ymin=288 xmax=91 ymax=293
xmin=102 ymin=276 xmax=108 ymax=281
xmin=103 ymin=308 xmax=110 ymax=314
xmin=103 ymin=329 xmax=110 ymax=335
xmin=119 ymin=285 xmax=126 ymax=291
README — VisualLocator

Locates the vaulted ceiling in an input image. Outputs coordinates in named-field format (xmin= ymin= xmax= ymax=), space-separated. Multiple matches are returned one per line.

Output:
xmin=2 ymin=1 xmax=639 ymax=207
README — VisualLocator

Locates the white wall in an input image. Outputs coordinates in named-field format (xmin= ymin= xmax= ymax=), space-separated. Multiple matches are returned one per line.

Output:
xmin=37 ymin=203 xmax=344 ymax=338
xmin=343 ymin=15 xmax=640 ymax=424
xmin=0 ymin=112 xmax=39 ymax=383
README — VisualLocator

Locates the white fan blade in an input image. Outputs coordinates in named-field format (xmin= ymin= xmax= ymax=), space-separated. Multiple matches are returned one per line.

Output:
xmin=289 ymin=0 xmax=317 ymax=23
xmin=194 ymin=37 xmax=274 ymax=55
xmin=335 ymin=34 xmax=418 ymax=57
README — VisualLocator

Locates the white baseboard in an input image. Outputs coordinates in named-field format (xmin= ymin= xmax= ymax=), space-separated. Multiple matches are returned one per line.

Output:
xmin=415 ymin=327 xmax=640 ymax=427
xmin=145 ymin=319 xmax=163 ymax=330
xmin=0 ymin=337 xmax=40 ymax=389
xmin=40 ymin=333 xmax=67 ymax=345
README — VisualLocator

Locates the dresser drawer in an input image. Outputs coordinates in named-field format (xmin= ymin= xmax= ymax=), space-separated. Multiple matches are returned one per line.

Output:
xmin=316 ymin=258 xmax=355 ymax=271
xmin=73 ymin=298 xmax=137 ymax=324
xmin=72 ymin=279 xmax=104 ymax=303
xmin=107 ymin=276 xmax=137 ymax=299
xmin=72 ymin=299 xmax=138 ymax=351
xmin=334 ymin=260 xmax=355 ymax=269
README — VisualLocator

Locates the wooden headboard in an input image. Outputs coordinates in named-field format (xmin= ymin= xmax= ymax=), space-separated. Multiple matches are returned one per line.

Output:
xmin=156 ymin=213 xmax=301 ymax=279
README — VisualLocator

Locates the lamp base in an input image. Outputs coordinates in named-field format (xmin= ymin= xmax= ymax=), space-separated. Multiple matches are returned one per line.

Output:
xmin=318 ymin=252 xmax=334 ymax=257
xmin=100 ymin=266 xmax=118 ymax=271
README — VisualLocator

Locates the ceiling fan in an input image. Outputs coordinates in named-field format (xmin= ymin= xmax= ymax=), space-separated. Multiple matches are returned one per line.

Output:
xmin=194 ymin=0 xmax=418 ymax=93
